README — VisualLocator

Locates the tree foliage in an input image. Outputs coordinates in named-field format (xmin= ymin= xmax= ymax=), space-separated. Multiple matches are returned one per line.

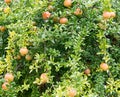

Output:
xmin=0 ymin=0 xmax=120 ymax=97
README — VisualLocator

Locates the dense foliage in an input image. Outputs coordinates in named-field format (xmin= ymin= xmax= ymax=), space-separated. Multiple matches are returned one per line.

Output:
xmin=0 ymin=0 xmax=120 ymax=97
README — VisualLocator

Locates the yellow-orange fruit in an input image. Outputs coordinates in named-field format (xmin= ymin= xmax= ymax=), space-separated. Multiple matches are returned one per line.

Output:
xmin=68 ymin=88 xmax=77 ymax=97
xmin=19 ymin=47 xmax=28 ymax=56
xmin=110 ymin=12 xmax=116 ymax=18
xmin=60 ymin=17 xmax=68 ymax=24
xmin=74 ymin=8 xmax=83 ymax=16
xmin=84 ymin=68 xmax=91 ymax=75
xmin=100 ymin=63 xmax=109 ymax=71
xmin=2 ymin=82 xmax=9 ymax=90
xmin=42 ymin=11 xmax=51 ymax=20
xmin=103 ymin=12 xmax=111 ymax=19
xmin=0 ymin=26 xmax=6 ymax=32
xmin=64 ymin=0 xmax=72 ymax=7
xmin=4 ymin=73 xmax=14 ymax=82
xmin=4 ymin=0 xmax=12 ymax=4
xmin=40 ymin=73 xmax=49 ymax=84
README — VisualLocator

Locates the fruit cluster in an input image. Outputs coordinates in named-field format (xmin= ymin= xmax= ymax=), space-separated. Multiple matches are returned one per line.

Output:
xmin=14 ymin=47 xmax=32 ymax=61
xmin=2 ymin=73 xmax=14 ymax=90
xmin=42 ymin=0 xmax=83 ymax=24
xmin=103 ymin=11 xmax=116 ymax=19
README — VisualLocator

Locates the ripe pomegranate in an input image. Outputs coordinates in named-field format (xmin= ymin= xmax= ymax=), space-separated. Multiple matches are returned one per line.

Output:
xmin=110 ymin=12 xmax=116 ymax=18
xmin=64 ymin=0 xmax=72 ymax=7
xmin=103 ymin=11 xmax=111 ymax=19
xmin=68 ymin=88 xmax=77 ymax=97
xmin=84 ymin=68 xmax=91 ymax=75
xmin=60 ymin=17 xmax=68 ymax=24
xmin=4 ymin=73 xmax=14 ymax=82
xmin=19 ymin=47 xmax=28 ymax=56
xmin=42 ymin=11 xmax=51 ymax=20
xmin=40 ymin=73 xmax=49 ymax=84
xmin=100 ymin=63 xmax=109 ymax=71
xmin=4 ymin=0 xmax=12 ymax=4
xmin=0 ymin=26 xmax=6 ymax=32
xmin=74 ymin=8 xmax=83 ymax=16
xmin=2 ymin=82 xmax=9 ymax=90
